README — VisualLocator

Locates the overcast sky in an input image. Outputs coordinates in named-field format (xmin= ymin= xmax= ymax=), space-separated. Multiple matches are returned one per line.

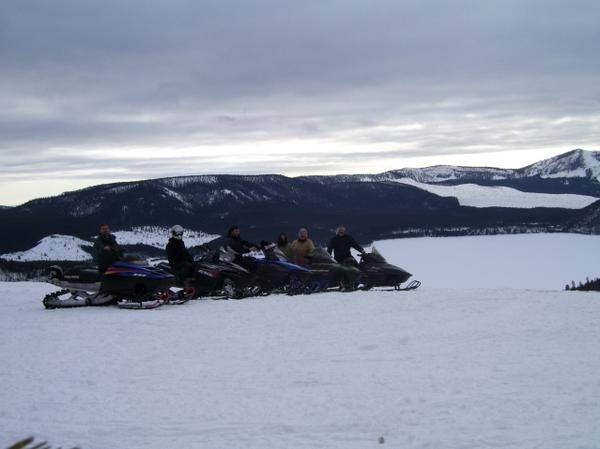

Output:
xmin=1 ymin=0 xmax=599 ymax=205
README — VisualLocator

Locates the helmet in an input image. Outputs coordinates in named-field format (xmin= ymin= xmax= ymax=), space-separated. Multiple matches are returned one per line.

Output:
xmin=170 ymin=225 xmax=184 ymax=239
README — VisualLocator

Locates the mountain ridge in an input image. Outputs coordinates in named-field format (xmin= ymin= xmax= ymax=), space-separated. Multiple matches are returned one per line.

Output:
xmin=15 ymin=149 xmax=600 ymax=208
xmin=1 ymin=149 xmax=599 ymax=253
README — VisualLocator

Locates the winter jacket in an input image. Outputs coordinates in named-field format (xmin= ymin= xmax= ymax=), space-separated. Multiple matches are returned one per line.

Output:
xmin=166 ymin=237 xmax=194 ymax=269
xmin=93 ymin=233 xmax=123 ymax=272
xmin=277 ymin=243 xmax=293 ymax=261
xmin=290 ymin=238 xmax=315 ymax=266
xmin=226 ymin=236 xmax=257 ymax=255
xmin=327 ymin=234 xmax=364 ymax=263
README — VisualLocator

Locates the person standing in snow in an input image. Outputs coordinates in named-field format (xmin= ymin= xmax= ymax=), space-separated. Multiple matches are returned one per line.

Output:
xmin=93 ymin=223 xmax=123 ymax=272
xmin=290 ymin=228 xmax=315 ymax=266
xmin=166 ymin=225 xmax=195 ymax=282
xmin=327 ymin=226 xmax=365 ymax=264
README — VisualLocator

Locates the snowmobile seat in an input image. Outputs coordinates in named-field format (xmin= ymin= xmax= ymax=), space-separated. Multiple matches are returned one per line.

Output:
xmin=49 ymin=265 xmax=100 ymax=283
xmin=156 ymin=262 xmax=175 ymax=274
xmin=78 ymin=268 xmax=102 ymax=283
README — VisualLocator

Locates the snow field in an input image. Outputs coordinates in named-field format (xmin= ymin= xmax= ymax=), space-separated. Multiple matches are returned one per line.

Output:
xmin=391 ymin=178 xmax=598 ymax=208
xmin=2 ymin=233 xmax=600 ymax=448
xmin=0 ymin=235 xmax=93 ymax=262
xmin=1 ymin=283 xmax=600 ymax=449
xmin=111 ymin=226 xmax=219 ymax=249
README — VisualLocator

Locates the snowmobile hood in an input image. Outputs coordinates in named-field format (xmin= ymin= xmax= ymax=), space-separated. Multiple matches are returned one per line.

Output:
xmin=330 ymin=264 xmax=361 ymax=274
xmin=257 ymin=258 xmax=311 ymax=272
xmin=306 ymin=247 xmax=337 ymax=264
xmin=104 ymin=262 xmax=175 ymax=280
xmin=364 ymin=262 xmax=411 ymax=275
xmin=360 ymin=248 xmax=387 ymax=264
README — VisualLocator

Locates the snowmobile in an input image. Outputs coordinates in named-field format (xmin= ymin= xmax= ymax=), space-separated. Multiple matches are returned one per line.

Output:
xmin=358 ymin=248 xmax=420 ymax=291
xmin=158 ymin=247 xmax=259 ymax=300
xmin=242 ymin=244 xmax=312 ymax=295
xmin=43 ymin=261 xmax=178 ymax=310
xmin=303 ymin=247 xmax=363 ymax=293
xmin=212 ymin=246 xmax=283 ymax=298
xmin=184 ymin=244 xmax=311 ymax=298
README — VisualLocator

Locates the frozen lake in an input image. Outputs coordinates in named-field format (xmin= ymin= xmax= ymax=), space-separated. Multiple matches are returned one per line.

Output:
xmin=372 ymin=233 xmax=600 ymax=290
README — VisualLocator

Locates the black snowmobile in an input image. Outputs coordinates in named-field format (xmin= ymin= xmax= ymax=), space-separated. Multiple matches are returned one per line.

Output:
xmin=303 ymin=247 xmax=363 ymax=293
xmin=192 ymin=244 xmax=311 ymax=298
xmin=358 ymin=248 xmax=420 ymax=291
xmin=214 ymin=246 xmax=275 ymax=298
xmin=242 ymin=243 xmax=312 ymax=295
xmin=43 ymin=260 xmax=178 ymax=309
xmin=158 ymin=246 xmax=259 ymax=299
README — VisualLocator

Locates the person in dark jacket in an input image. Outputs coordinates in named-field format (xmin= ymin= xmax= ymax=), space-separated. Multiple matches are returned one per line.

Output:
xmin=225 ymin=225 xmax=258 ymax=270
xmin=166 ymin=225 xmax=195 ymax=282
xmin=327 ymin=226 xmax=365 ymax=264
xmin=226 ymin=226 xmax=258 ymax=256
xmin=276 ymin=232 xmax=293 ymax=260
xmin=93 ymin=224 xmax=124 ymax=272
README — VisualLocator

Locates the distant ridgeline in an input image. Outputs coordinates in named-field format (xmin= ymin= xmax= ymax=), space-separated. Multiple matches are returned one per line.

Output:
xmin=1 ymin=149 xmax=600 ymax=263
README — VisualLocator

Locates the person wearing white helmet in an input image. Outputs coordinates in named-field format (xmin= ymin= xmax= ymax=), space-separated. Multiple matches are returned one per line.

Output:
xmin=166 ymin=225 xmax=194 ymax=281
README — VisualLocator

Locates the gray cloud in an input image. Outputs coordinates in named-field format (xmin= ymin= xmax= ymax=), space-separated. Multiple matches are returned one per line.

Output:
xmin=0 ymin=0 xmax=599 ymax=204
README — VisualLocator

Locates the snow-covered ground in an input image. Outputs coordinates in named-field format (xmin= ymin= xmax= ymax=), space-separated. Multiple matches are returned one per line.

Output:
xmin=392 ymin=178 xmax=598 ymax=208
xmin=2 ymin=233 xmax=600 ymax=449
xmin=1 ymin=282 xmax=599 ymax=449
xmin=0 ymin=235 xmax=93 ymax=261
xmin=370 ymin=233 xmax=600 ymax=290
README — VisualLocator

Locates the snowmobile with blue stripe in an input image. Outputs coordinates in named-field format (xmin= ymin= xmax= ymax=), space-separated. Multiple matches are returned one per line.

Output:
xmin=43 ymin=260 xmax=176 ymax=309
xmin=241 ymin=244 xmax=312 ymax=295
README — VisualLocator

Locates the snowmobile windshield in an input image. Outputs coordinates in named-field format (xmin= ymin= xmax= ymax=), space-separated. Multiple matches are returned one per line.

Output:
xmin=244 ymin=249 xmax=264 ymax=260
xmin=219 ymin=246 xmax=238 ymax=263
xmin=196 ymin=249 xmax=219 ymax=262
xmin=363 ymin=248 xmax=387 ymax=263
xmin=307 ymin=247 xmax=337 ymax=263
xmin=270 ymin=247 xmax=290 ymax=262
xmin=123 ymin=254 xmax=149 ymax=265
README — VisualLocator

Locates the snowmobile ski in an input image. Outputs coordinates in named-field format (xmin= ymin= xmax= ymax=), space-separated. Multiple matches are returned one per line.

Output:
xmin=163 ymin=287 xmax=196 ymax=305
xmin=117 ymin=297 xmax=165 ymax=309
xmin=367 ymin=279 xmax=421 ymax=292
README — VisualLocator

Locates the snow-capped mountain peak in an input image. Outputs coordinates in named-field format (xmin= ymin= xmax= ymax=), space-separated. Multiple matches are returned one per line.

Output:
xmin=521 ymin=149 xmax=600 ymax=181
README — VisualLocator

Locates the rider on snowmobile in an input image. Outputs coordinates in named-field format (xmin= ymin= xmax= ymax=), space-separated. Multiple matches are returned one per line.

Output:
xmin=290 ymin=228 xmax=315 ymax=266
xmin=166 ymin=225 xmax=195 ymax=282
xmin=276 ymin=232 xmax=293 ymax=260
xmin=225 ymin=225 xmax=258 ymax=267
xmin=93 ymin=224 xmax=124 ymax=272
xmin=327 ymin=226 xmax=365 ymax=264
